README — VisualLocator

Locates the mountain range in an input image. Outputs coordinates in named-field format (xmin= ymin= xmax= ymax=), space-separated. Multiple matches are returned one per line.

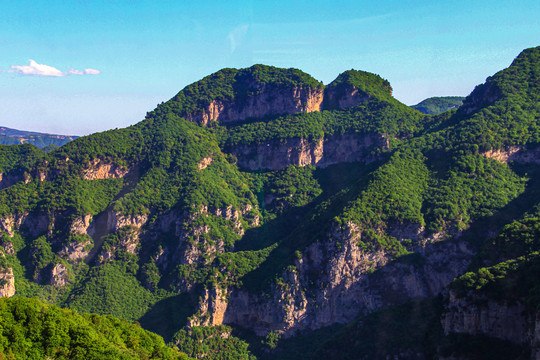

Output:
xmin=0 ymin=126 xmax=77 ymax=150
xmin=0 ymin=46 xmax=538 ymax=359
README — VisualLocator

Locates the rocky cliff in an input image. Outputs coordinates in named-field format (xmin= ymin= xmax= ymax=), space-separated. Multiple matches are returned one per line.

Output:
xmin=442 ymin=290 xmax=540 ymax=357
xmin=0 ymin=265 xmax=15 ymax=298
xmin=226 ymin=132 xmax=388 ymax=171
xmin=186 ymin=86 xmax=324 ymax=126
xmin=190 ymin=221 xmax=474 ymax=338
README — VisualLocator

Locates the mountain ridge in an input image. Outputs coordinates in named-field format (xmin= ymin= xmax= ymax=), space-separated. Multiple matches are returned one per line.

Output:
xmin=0 ymin=125 xmax=78 ymax=149
xmin=0 ymin=46 xmax=538 ymax=359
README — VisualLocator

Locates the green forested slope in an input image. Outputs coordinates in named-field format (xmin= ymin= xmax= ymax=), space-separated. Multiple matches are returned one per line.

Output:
xmin=0 ymin=297 xmax=189 ymax=360
xmin=0 ymin=48 xmax=538 ymax=360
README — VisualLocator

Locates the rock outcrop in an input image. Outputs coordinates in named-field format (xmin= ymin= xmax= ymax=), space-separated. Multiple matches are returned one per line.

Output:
xmin=191 ymin=221 xmax=474 ymax=337
xmin=482 ymin=145 xmax=540 ymax=165
xmin=49 ymin=263 xmax=69 ymax=287
xmin=0 ymin=266 xmax=15 ymax=298
xmin=60 ymin=240 xmax=92 ymax=261
xmin=226 ymin=132 xmax=388 ymax=171
xmin=323 ymin=84 xmax=370 ymax=110
xmin=0 ymin=172 xmax=25 ymax=190
xmin=70 ymin=214 xmax=95 ymax=236
xmin=107 ymin=212 xmax=148 ymax=232
xmin=83 ymin=159 xmax=130 ymax=180
xmin=0 ymin=212 xmax=49 ymax=238
xmin=187 ymin=86 xmax=324 ymax=126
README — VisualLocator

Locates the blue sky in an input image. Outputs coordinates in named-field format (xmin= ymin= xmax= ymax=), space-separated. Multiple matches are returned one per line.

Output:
xmin=1 ymin=0 xmax=538 ymax=135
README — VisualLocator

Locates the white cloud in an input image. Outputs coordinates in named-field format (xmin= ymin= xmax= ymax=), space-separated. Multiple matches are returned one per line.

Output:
xmin=68 ymin=68 xmax=84 ymax=75
xmin=227 ymin=24 xmax=249 ymax=53
xmin=83 ymin=68 xmax=100 ymax=75
xmin=8 ymin=60 xmax=100 ymax=77
xmin=10 ymin=59 xmax=65 ymax=77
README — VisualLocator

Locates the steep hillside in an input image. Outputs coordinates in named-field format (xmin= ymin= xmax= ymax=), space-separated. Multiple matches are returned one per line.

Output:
xmin=0 ymin=47 xmax=538 ymax=359
xmin=0 ymin=126 xmax=77 ymax=149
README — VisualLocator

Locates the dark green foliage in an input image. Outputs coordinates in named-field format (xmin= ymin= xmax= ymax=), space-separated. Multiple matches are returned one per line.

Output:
xmin=336 ymin=148 xmax=428 ymax=254
xmin=28 ymin=236 xmax=56 ymax=280
xmin=452 ymin=252 xmax=540 ymax=311
xmin=65 ymin=261 xmax=157 ymax=321
xmin=52 ymin=125 xmax=145 ymax=168
xmin=42 ymin=143 xmax=60 ymax=153
xmin=441 ymin=46 xmax=539 ymax=152
xmin=172 ymin=325 xmax=256 ymax=360
xmin=425 ymin=154 xmax=525 ymax=233
xmin=139 ymin=293 xmax=199 ymax=343
xmin=0 ymin=143 xmax=43 ymax=174
xmin=175 ymin=246 xmax=275 ymax=289
xmin=257 ymin=165 xmax=322 ymax=214
xmin=0 ymin=297 xmax=187 ymax=360
xmin=411 ymin=96 xmax=464 ymax=114
xmin=484 ymin=208 xmax=540 ymax=261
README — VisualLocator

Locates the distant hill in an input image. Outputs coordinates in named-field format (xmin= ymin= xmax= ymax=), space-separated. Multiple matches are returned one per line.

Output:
xmin=0 ymin=126 xmax=77 ymax=149
xmin=411 ymin=96 xmax=465 ymax=114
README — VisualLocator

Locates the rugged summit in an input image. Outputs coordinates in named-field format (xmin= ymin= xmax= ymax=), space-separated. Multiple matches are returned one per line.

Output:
xmin=168 ymin=65 xmax=324 ymax=125
xmin=0 ymin=47 xmax=539 ymax=359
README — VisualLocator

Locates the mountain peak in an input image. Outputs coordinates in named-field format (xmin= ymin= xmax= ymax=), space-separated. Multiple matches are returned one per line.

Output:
xmin=323 ymin=69 xmax=394 ymax=110
xmin=459 ymin=46 xmax=539 ymax=115
xmin=165 ymin=65 xmax=324 ymax=125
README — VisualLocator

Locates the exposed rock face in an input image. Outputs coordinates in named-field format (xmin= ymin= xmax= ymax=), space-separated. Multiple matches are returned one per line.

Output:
xmin=323 ymin=85 xmax=370 ymax=110
xmin=169 ymin=205 xmax=244 ymax=267
xmin=190 ymin=286 xmax=229 ymax=327
xmin=0 ymin=266 xmax=15 ymax=298
xmin=198 ymin=156 xmax=213 ymax=170
xmin=442 ymin=290 xmax=537 ymax=348
xmin=226 ymin=132 xmax=387 ymax=171
xmin=98 ymin=225 xmax=142 ymax=264
xmin=186 ymin=86 xmax=324 ymax=125
xmin=50 ymin=263 xmax=69 ymax=287
xmin=0 ymin=215 xmax=19 ymax=237
xmin=0 ymin=213 xmax=48 ymax=238
xmin=107 ymin=212 xmax=148 ymax=232
xmin=60 ymin=240 xmax=92 ymax=261
xmin=482 ymin=145 xmax=540 ymax=165
xmin=70 ymin=214 xmax=95 ymax=236
xmin=83 ymin=159 xmax=130 ymax=180
xmin=0 ymin=172 xmax=25 ymax=190
xmin=193 ymin=221 xmax=474 ymax=337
